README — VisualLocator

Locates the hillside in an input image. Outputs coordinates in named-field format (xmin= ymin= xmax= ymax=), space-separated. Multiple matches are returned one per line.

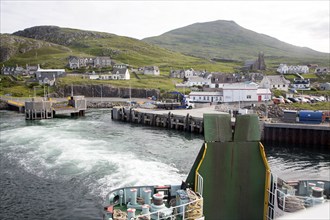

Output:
xmin=143 ymin=20 xmax=329 ymax=65
xmin=5 ymin=26 xmax=236 ymax=72
xmin=0 ymin=34 xmax=74 ymax=67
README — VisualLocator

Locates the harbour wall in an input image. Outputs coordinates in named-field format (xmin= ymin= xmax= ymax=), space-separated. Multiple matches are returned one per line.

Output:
xmin=111 ymin=106 xmax=330 ymax=149
xmin=55 ymin=85 xmax=160 ymax=99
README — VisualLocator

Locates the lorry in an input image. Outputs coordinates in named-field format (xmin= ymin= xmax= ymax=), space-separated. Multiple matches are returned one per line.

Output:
xmin=156 ymin=91 xmax=194 ymax=109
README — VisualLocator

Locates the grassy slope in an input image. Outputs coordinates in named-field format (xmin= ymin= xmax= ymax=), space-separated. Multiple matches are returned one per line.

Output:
xmin=143 ymin=20 xmax=329 ymax=66
xmin=8 ymin=26 xmax=238 ymax=73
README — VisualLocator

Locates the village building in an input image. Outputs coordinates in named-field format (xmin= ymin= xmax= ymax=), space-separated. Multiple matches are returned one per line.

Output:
xmin=1 ymin=66 xmax=26 ymax=75
xmin=315 ymin=67 xmax=329 ymax=74
xmin=189 ymin=83 xmax=271 ymax=103
xmin=242 ymin=52 xmax=266 ymax=71
xmin=291 ymin=78 xmax=311 ymax=90
xmin=277 ymin=64 xmax=309 ymax=74
xmin=189 ymin=91 xmax=223 ymax=103
xmin=35 ymin=65 xmax=66 ymax=85
xmin=94 ymin=57 xmax=112 ymax=68
xmin=68 ymin=56 xmax=112 ymax=69
xmin=276 ymin=64 xmax=289 ymax=74
xmin=26 ymin=64 xmax=38 ymax=75
xmin=111 ymin=64 xmax=130 ymax=80
xmin=259 ymin=75 xmax=290 ymax=91
xmin=170 ymin=69 xmax=185 ymax=78
xmin=143 ymin=66 xmax=160 ymax=76
xmin=320 ymin=82 xmax=330 ymax=91
xmin=169 ymin=68 xmax=207 ymax=78
xmin=186 ymin=76 xmax=211 ymax=87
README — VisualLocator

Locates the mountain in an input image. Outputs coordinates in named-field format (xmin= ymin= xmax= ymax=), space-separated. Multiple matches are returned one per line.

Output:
xmin=0 ymin=34 xmax=72 ymax=64
xmin=5 ymin=26 xmax=231 ymax=71
xmin=143 ymin=20 xmax=329 ymax=64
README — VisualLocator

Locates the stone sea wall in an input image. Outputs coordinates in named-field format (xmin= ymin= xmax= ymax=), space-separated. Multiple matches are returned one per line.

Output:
xmin=55 ymin=85 xmax=160 ymax=99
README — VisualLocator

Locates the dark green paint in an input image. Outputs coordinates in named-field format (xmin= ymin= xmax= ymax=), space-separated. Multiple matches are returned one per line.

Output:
xmin=186 ymin=114 xmax=267 ymax=220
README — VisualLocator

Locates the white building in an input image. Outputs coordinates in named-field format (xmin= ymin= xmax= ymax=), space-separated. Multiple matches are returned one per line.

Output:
xmin=35 ymin=65 xmax=66 ymax=85
xmin=143 ymin=66 xmax=160 ymax=76
xmin=256 ymin=88 xmax=272 ymax=101
xmin=259 ymin=75 xmax=290 ymax=91
xmin=221 ymin=83 xmax=258 ymax=103
xmin=189 ymin=91 xmax=223 ymax=103
xmin=186 ymin=76 xmax=211 ymax=87
xmin=277 ymin=64 xmax=309 ymax=74
xmin=189 ymin=83 xmax=270 ymax=103
xmin=112 ymin=64 xmax=130 ymax=80
xmin=277 ymin=64 xmax=289 ymax=74
xmin=291 ymin=79 xmax=310 ymax=90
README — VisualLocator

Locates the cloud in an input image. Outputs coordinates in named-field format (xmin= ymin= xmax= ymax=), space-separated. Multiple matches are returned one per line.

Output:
xmin=1 ymin=0 xmax=329 ymax=52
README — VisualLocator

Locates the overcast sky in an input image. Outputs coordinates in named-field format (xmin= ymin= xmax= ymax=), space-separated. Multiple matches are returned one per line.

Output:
xmin=1 ymin=1 xmax=329 ymax=53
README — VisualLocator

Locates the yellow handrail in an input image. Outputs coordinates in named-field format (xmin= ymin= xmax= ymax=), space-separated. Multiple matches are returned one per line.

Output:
xmin=195 ymin=143 xmax=207 ymax=192
xmin=259 ymin=142 xmax=271 ymax=220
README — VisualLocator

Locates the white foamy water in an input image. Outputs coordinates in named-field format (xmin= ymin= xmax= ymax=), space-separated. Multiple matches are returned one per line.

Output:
xmin=0 ymin=109 xmax=328 ymax=219
xmin=0 ymin=110 xmax=201 ymax=201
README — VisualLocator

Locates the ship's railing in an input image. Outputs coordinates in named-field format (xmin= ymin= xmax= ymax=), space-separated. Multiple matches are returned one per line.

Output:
xmin=196 ymin=172 xmax=204 ymax=196
xmin=135 ymin=197 xmax=204 ymax=220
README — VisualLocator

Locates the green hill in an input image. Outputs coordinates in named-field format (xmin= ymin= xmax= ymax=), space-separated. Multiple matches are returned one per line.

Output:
xmin=143 ymin=20 xmax=329 ymax=66
xmin=4 ymin=26 xmax=236 ymax=72
xmin=0 ymin=34 xmax=74 ymax=68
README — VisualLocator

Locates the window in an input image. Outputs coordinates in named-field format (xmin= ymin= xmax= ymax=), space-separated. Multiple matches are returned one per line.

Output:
xmin=283 ymin=85 xmax=285 ymax=87
xmin=247 ymin=95 xmax=251 ymax=99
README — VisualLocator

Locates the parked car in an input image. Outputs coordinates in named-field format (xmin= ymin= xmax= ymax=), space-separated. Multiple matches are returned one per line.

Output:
xmin=287 ymin=97 xmax=298 ymax=103
xmin=284 ymin=99 xmax=292 ymax=104
xmin=273 ymin=98 xmax=285 ymax=104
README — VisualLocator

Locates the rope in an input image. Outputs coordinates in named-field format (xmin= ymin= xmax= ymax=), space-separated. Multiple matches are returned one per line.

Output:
xmin=185 ymin=189 xmax=203 ymax=219
xmin=113 ymin=209 xmax=127 ymax=220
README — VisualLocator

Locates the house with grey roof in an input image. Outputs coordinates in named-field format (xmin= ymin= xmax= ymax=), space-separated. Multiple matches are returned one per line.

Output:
xmin=68 ymin=56 xmax=112 ymax=69
xmin=94 ymin=57 xmax=112 ymax=68
xmin=170 ymin=69 xmax=185 ymax=78
xmin=143 ymin=66 xmax=160 ymax=76
xmin=186 ymin=76 xmax=211 ymax=87
xmin=259 ymin=75 xmax=290 ymax=91
xmin=111 ymin=64 xmax=130 ymax=80
xmin=35 ymin=65 xmax=66 ymax=85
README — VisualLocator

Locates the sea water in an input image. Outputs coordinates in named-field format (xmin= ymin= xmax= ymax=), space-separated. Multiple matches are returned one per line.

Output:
xmin=0 ymin=109 xmax=329 ymax=219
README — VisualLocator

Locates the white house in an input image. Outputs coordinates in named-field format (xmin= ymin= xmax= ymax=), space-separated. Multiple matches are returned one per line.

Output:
xmin=143 ymin=66 xmax=160 ymax=76
xmin=259 ymin=75 xmax=290 ymax=91
xmin=112 ymin=64 xmax=130 ymax=80
xmin=277 ymin=64 xmax=289 ymax=74
xmin=291 ymin=79 xmax=310 ymax=90
xmin=186 ymin=76 xmax=211 ymax=87
xmin=277 ymin=64 xmax=309 ymax=74
xmin=35 ymin=65 xmax=66 ymax=85
xmin=184 ymin=68 xmax=195 ymax=78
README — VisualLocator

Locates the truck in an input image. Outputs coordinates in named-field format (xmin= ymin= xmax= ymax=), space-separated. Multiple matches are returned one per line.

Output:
xmin=156 ymin=91 xmax=194 ymax=109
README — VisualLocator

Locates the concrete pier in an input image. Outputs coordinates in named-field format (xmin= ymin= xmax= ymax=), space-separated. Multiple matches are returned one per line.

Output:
xmin=112 ymin=106 xmax=330 ymax=148
xmin=111 ymin=107 xmax=210 ymax=133
xmin=25 ymin=96 xmax=87 ymax=120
